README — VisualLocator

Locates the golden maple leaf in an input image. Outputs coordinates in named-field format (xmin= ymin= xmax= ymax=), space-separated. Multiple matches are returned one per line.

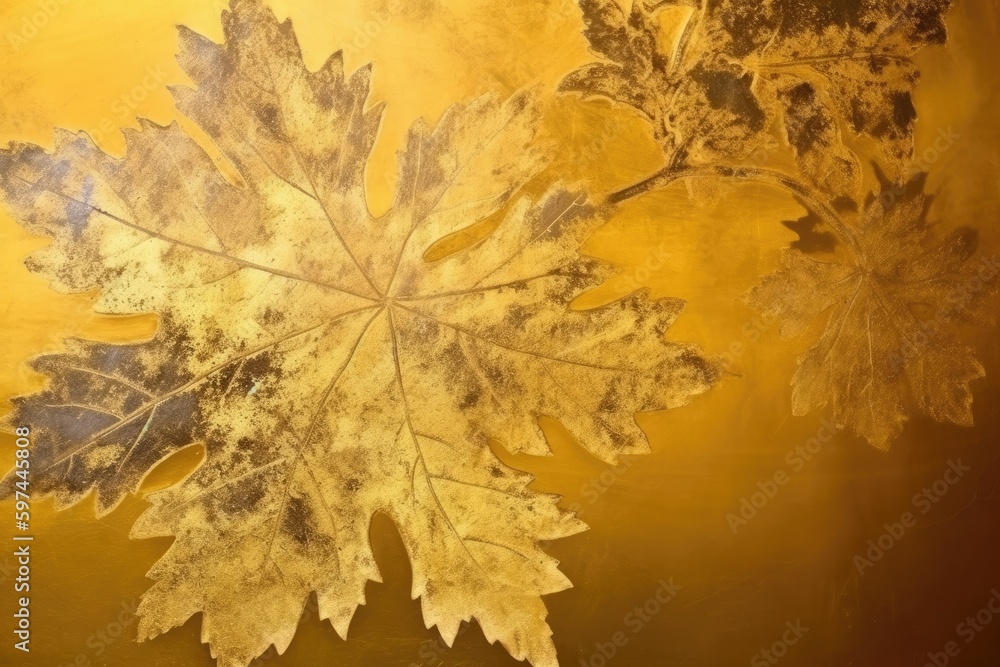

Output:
xmin=0 ymin=1 xmax=718 ymax=665
xmin=747 ymin=171 xmax=991 ymax=449
xmin=561 ymin=0 xmax=952 ymax=195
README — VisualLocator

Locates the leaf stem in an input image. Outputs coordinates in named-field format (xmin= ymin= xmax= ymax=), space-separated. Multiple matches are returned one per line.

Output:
xmin=605 ymin=163 xmax=861 ymax=254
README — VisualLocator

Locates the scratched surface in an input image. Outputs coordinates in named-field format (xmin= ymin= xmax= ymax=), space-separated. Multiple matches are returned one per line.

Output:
xmin=0 ymin=0 xmax=999 ymax=666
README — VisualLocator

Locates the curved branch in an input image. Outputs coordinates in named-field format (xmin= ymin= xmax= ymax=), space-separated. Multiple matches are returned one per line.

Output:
xmin=605 ymin=163 xmax=861 ymax=254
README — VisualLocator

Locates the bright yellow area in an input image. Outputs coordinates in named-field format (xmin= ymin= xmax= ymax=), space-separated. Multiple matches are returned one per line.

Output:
xmin=0 ymin=0 xmax=998 ymax=665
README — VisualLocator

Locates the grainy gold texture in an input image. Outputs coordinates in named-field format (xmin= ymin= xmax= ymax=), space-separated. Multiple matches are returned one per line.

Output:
xmin=1 ymin=0 xmax=998 ymax=666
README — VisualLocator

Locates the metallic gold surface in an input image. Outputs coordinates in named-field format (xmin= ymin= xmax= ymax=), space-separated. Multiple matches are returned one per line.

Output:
xmin=1 ymin=1 xmax=999 ymax=665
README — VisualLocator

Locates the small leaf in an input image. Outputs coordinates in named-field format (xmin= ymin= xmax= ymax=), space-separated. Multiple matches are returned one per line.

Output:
xmin=748 ymin=173 xmax=989 ymax=449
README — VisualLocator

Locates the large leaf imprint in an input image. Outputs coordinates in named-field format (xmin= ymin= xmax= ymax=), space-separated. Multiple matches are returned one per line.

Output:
xmin=0 ymin=1 xmax=718 ymax=665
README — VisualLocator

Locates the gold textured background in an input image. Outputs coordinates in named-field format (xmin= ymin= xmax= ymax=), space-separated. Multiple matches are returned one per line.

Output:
xmin=1 ymin=0 xmax=999 ymax=665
